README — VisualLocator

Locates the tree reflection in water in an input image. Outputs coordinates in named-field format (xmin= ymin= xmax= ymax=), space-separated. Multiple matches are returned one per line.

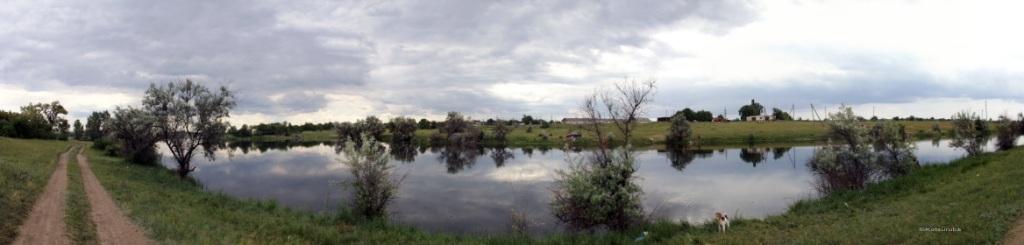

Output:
xmin=489 ymin=147 xmax=515 ymax=168
xmin=438 ymin=146 xmax=483 ymax=174
xmin=739 ymin=148 xmax=767 ymax=166
xmin=772 ymin=147 xmax=791 ymax=160
xmin=664 ymin=148 xmax=715 ymax=171
xmin=389 ymin=143 xmax=418 ymax=163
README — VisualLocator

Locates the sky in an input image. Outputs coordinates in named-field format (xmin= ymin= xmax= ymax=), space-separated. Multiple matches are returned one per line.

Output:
xmin=2 ymin=0 xmax=1023 ymax=125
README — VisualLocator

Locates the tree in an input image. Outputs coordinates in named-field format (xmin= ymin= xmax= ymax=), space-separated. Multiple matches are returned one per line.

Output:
xmin=73 ymin=119 xmax=84 ymax=140
xmin=666 ymin=113 xmax=692 ymax=148
xmin=238 ymin=124 xmax=252 ymax=137
xmin=336 ymin=122 xmax=358 ymax=144
xmin=994 ymin=115 xmax=1020 ymax=151
xmin=772 ymin=108 xmax=793 ymax=121
xmin=388 ymin=117 xmax=417 ymax=145
xmin=694 ymin=110 xmax=714 ymax=122
xmin=57 ymin=120 xmax=70 ymax=140
xmin=226 ymin=125 xmax=239 ymax=136
xmin=676 ymin=108 xmax=696 ymax=122
xmin=436 ymin=112 xmax=482 ymax=147
xmin=0 ymin=107 xmax=51 ymax=139
xmin=39 ymin=101 xmax=68 ymax=138
xmin=599 ymin=79 xmax=657 ymax=146
xmin=86 ymin=111 xmax=111 ymax=140
xmin=143 ymin=80 xmax=235 ymax=178
xmin=109 ymin=107 xmax=160 ymax=165
xmin=950 ymin=111 xmax=985 ymax=156
xmin=417 ymin=118 xmax=432 ymax=129
xmin=738 ymin=99 xmax=764 ymax=120
xmin=521 ymin=115 xmax=535 ymax=125
xmin=358 ymin=116 xmax=386 ymax=141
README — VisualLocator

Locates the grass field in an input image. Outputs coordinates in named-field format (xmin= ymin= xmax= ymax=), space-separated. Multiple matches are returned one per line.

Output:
xmin=5 ymin=137 xmax=1020 ymax=243
xmin=233 ymin=120 xmax=955 ymax=147
xmin=0 ymin=138 xmax=70 ymax=244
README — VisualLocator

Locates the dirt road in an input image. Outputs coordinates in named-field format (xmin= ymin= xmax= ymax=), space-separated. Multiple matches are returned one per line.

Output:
xmin=12 ymin=147 xmax=74 ymax=245
xmin=1005 ymin=215 xmax=1024 ymax=245
xmin=75 ymin=149 xmax=153 ymax=245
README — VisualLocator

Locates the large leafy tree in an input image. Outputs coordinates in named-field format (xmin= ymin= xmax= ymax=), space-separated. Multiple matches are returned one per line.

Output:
xmin=143 ymin=80 xmax=235 ymax=178
xmin=85 ymin=111 xmax=111 ymax=140
xmin=738 ymin=99 xmax=764 ymax=120
xmin=109 ymin=107 xmax=160 ymax=165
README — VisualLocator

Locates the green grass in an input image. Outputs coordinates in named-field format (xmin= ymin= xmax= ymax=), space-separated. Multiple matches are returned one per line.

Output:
xmin=0 ymin=138 xmax=71 ymax=244
xmin=65 ymin=146 xmax=98 ymax=245
xmin=665 ymin=147 xmax=1024 ymax=244
xmin=237 ymin=120 xmax=954 ymax=147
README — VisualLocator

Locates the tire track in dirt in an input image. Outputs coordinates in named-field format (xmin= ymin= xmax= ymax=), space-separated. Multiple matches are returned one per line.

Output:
xmin=12 ymin=147 xmax=75 ymax=245
xmin=76 ymin=149 xmax=153 ymax=245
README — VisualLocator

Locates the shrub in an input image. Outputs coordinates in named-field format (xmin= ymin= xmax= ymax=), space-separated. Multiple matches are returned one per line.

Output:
xmin=994 ymin=115 xmax=1020 ymax=151
xmin=340 ymin=135 xmax=402 ymax=219
xmin=950 ymin=111 xmax=986 ymax=156
xmin=438 ymin=112 xmax=482 ymax=147
xmin=492 ymin=121 xmax=510 ymax=144
xmin=665 ymin=114 xmax=692 ymax=148
xmin=808 ymin=106 xmax=919 ymax=193
xmin=551 ymin=150 xmax=644 ymax=231
xmin=870 ymin=121 xmax=918 ymax=176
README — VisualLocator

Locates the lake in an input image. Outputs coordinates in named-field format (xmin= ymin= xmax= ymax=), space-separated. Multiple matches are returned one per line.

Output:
xmin=158 ymin=138 xmax=1013 ymax=235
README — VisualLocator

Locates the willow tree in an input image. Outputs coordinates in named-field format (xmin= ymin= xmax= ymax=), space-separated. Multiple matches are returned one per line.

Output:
xmin=143 ymin=80 xmax=235 ymax=178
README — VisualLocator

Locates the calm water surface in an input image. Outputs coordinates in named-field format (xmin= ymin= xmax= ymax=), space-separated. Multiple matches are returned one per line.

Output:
xmin=158 ymin=138 xmax=1015 ymax=235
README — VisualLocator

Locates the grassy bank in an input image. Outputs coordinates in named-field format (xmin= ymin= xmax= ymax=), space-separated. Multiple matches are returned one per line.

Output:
xmin=233 ymin=120 xmax=954 ymax=147
xmin=0 ymin=138 xmax=70 ymax=243
xmin=665 ymin=147 xmax=1024 ymax=244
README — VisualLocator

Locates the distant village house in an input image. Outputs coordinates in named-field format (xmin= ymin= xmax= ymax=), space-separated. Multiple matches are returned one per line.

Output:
xmin=745 ymin=115 xmax=774 ymax=122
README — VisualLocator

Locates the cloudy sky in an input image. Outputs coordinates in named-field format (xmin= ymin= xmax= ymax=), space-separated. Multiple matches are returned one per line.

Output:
xmin=2 ymin=0 xmax=1023 ymax=124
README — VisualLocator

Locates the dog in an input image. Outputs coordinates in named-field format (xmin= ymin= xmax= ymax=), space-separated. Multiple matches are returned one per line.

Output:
xmin=714 ymin=212 xmax=730 ymax=232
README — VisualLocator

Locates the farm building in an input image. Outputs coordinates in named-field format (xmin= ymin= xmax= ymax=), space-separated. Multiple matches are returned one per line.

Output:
xmin=745 ymin=115 xmax=774 ymax=122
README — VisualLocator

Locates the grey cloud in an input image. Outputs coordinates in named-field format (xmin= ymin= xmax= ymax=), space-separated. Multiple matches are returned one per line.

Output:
xmin=2 ymin=0 xmax=759 ymax=121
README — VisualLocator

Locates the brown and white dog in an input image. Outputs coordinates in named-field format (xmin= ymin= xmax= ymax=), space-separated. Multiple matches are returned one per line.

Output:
xmin=714 ymin=212 xmax=730 ymax=232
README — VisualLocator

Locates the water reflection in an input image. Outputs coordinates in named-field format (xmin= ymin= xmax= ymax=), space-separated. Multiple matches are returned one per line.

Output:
xmin=662 ymin=148 xmax=715 ymax=171
xmin=437 ymin=146 xmax=484 ymax=173
xmin=739 ymin=148 xmax=767 ymax=166
xmin=490 ymin=147 xmax=515 ymax=168
xmin=159 ymin=138 xmax=1005 ymax=235
xmin=390 ymin=144 xmax=418 ymax=163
